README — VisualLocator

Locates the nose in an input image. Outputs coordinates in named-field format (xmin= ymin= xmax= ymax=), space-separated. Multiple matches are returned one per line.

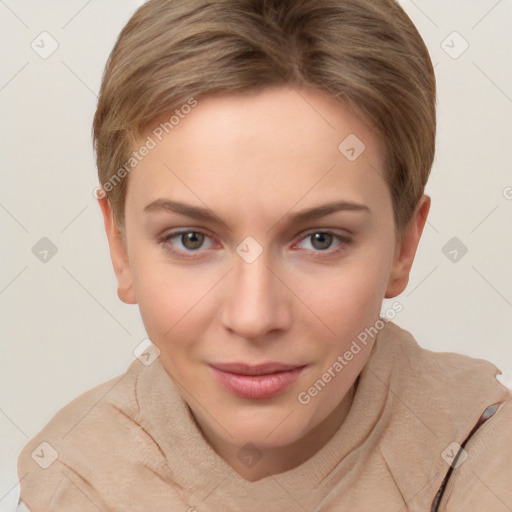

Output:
xmin=219 ymin=248 xmax=292 ymax=341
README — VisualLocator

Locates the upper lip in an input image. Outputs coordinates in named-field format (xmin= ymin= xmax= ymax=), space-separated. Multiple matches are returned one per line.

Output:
xmin=210 ymin=362 xmax=305 ymax=376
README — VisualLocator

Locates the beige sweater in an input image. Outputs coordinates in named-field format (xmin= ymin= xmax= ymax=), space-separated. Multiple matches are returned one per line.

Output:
xmin=17 ymin=321 xmax=512 ymax=511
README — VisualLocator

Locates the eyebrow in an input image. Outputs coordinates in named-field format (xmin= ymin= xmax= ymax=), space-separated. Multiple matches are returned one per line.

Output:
xmin=143 ymin=198 xmax=370 ymax=226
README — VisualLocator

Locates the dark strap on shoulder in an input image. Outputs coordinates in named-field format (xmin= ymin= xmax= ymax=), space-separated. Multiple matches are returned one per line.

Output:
xmin=430 ymin=402 xmax=501 ymax=512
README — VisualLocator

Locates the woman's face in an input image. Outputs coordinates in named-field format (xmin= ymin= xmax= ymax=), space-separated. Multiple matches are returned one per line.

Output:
xmin=103 ymin=85 xmax=419 ymax=458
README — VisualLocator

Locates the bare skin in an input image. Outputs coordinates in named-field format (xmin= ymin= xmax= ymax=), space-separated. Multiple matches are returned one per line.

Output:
xmin=98 ymin=85 xmax=430 ymax=481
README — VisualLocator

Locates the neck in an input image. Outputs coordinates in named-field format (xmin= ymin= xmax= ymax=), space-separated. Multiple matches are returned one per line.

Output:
xmin=191 ymin=381 xmax=357 ymax=482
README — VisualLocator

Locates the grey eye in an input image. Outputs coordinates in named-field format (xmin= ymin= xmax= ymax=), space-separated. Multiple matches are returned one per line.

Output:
xmin=309 ymin=232 xmax=334 ymax=250
xmin=179 ymin=232 xmax=205 ymax=250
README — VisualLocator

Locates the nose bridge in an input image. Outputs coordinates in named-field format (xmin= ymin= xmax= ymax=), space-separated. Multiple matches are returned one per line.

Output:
xmin=221 ymin=244 xmax=288 ymax=339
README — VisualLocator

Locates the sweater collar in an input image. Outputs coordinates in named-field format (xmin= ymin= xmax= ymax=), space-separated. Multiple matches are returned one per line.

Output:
xmin=137 ymin=321 xmax=393 ymax=496
xmin=135 ymin=320 xmax=508 ymax=508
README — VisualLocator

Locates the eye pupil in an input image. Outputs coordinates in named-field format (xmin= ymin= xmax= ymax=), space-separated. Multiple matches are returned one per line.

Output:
xmin=182 ymin=232 xmax=204 ymax=250
xmin=311 ymin=232 xmax=332 ymax=250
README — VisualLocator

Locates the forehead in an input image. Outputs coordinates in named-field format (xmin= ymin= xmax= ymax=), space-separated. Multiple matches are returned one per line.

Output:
xmin=143 ymin=85 xmax=382 ymax=159
xmin=126 ymin=85 xmax=390 ymax=225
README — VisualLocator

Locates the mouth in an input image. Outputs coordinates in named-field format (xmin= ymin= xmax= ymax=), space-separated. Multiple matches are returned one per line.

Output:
xmin=209 ymin=362 xmax=307 ymax=399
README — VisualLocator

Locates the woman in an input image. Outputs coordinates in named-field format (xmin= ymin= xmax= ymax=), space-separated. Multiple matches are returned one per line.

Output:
xmin=17 ymin=0 xmax=512 ymax=510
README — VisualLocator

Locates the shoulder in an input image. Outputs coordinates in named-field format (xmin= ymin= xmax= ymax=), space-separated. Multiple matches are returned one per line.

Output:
xmin=381 ymin=321 xmax=511 ymax=437
xmin=381 ymin=321 xmax=509 ymax=408
xmin=374 ymin=321 xmax=511 ymax=509
xmin=17 ymin=358 xmax=160 ymax=510
xmin=437 ymin=397 xmax=512 ymax=511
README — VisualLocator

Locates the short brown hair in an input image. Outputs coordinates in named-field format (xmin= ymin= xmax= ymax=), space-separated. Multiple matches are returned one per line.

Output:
xmin=92 ymin=0 xmax=436 ymax=239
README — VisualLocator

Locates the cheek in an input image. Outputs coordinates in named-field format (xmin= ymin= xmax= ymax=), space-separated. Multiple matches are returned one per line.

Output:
xmin=294 ymin=252 xmax=391 ymax=325
xmin=347 ymin=235 xmax=395 ymax=309
xmin=128 ymin=249 xmax=186 ymax=339
xmin=291 ymin=245 xmax=393 ymax=383
xmin=130 ymin=251 xmax=220 ymax=353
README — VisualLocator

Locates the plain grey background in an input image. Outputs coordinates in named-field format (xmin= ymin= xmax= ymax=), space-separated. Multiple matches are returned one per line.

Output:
xmin=1 ymin=0 xmax=511 ymax=509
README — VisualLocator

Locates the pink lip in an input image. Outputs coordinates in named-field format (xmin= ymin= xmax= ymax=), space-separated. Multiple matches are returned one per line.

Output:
xmin=209 ymin=362 xmax=306 ymax=399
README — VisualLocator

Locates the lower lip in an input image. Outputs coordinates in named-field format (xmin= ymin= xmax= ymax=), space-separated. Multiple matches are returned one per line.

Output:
xmin=210 ymin=366 xmax=306 ymax=399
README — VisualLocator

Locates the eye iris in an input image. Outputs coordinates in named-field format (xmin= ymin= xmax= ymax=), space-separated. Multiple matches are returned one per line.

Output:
xmin=311 ymin=232 xmax=332 ymax=250
xmin=182 ymin=232 xmax=204 ymax=250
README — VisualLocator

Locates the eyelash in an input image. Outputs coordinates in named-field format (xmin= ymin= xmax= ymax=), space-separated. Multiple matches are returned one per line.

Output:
xmin=158 ymin=229 xmax=352 ymax=261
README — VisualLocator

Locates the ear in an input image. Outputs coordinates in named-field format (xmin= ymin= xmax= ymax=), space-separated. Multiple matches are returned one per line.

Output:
xmin=97 ymin=196 xmax=137 ymax=304
xmin=385 ymin=194 xmax=431 ymax=298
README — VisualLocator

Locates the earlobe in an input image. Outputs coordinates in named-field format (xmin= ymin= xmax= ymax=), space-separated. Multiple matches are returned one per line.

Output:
xmin=385 ymin=195 xmax=431 ymax=299
xmin=97 ymin=196 xmax=137 ymax=305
